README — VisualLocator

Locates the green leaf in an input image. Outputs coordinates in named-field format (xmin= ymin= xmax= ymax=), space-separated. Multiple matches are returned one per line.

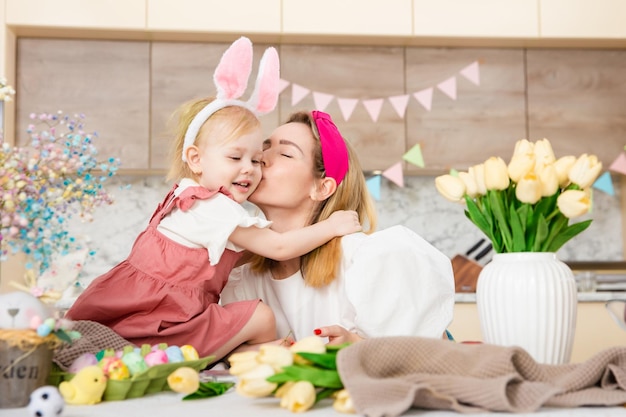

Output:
xmin=545 ymin=219 xmax=592 ymax=252
xmin=465 ymin=196 xmax=491 ymax=236
xmin=182 ymin=382 xmax=234 ymax=400
xmin=540 ymin=215 xmax=568 ymax=252
xmin=316 ymin=388 xmax=339 ymax=403
xmin=488 ymin=190 xmax=513 ymax=252
xmin=532 ymin=214 xmax=549 ymax=252
xmin=296 ymin=352 xmax=338 ymax=370
xmin=267 ymin=365 xmax=343 ymax=389
xmin=509 ymin=204 xmax=525 ymax=252
xmin=54 ymin=329 xmax=73 ymax=344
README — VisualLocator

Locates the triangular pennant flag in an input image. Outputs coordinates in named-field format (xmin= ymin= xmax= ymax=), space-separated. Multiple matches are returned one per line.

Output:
xmin=593 ymin=171 xmax=615 ymax=196
xmin=413 ymin=88 xmax=433 ymax=111
xmin=388 ymin=95 xmax=410 ymax=118
xmin=609 ymin=152 xmax=626 ymax=175
xmin=450 ymin=168 xmax=459 ymax=176
xmin=382 ymin=161 xmax=404 ymax=187
xmin=362 ymin=98 xmax=384 ymax=122
xmin=337 ymin=98 xmax=359 ymax=121
xmin=403 ymin=143 xmax=424 ymax=168
xmin=437 ymin=76 xmax=457 ymax=100
xmin=291 ymin=84 xmax=310 ymax=106
xmin=312 ymin=92 xmax=335 ymax=112
xmin=366 ymin=175 xmax=381 ymax=201
xmin=278 ymin=79 xmax=290 ymax=94
xmin=460 ymin=61 xmax=480 ymax=86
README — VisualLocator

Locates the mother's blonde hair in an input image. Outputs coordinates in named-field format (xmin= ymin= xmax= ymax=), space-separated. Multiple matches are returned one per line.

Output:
xmin=251 ymin=111 xmax=377 ymax=288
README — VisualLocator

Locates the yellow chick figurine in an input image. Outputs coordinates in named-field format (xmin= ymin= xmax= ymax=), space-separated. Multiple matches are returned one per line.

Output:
xmin=59 ymin=365 xmax=108 ymax=405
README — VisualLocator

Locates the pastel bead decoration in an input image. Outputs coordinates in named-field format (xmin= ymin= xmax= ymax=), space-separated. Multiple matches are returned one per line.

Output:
xmin=180 ymin=345 xmax=199 ymax=361
xmin=99 ymin=356 xmax=130 ymax=381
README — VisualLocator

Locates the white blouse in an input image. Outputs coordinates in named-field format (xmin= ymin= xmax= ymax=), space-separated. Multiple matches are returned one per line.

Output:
xmin=221 ymin=225 xmax=455 ymax=341
xmin=157 ymin=178 xmax=271 ymax=265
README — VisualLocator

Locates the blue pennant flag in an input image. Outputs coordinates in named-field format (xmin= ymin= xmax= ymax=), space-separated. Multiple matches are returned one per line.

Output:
xmin=366 ymin=175 xmax=381 ymax=201
xmin=593 ymin=171 xmax=614 ymax=196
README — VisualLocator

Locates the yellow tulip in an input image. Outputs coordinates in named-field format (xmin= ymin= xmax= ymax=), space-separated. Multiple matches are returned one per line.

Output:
xmin=458 ymin=171 xmax=478 ymax=198
xmin=228 ymin=350 xmax=260 ymax=376
xmin=557 ymin=189 xmax=591 ymax=218
xmin=511 ymin=138 xmax=534 ymax=157
xmin=274 ymin=381 xmax=296 ymax=399
xmin=553 ymin=155 xmax=576 ymax=187
xmin=435 ymin=174 xmax=466 ymax=203
xmin=235 ymin=364 xmax=278 ymax=398
xmin=507 ymin=154 xmax=535 ymax=183
xmin=258 ymin=344 xmax=293 ymax=371
xmin=167 ymin=366 xmax=200 ymax=394
xmin=568 ymin=154 xmax=602 ymax=189
xmin=533 ymin=138 xmax=556 ymax=166
xmin=484 ymin=157 xmax=510 ymax=191
xmin=536 ymin=164 xmax=559 ymax=196
xmin=290 ymin=335 xmax=326 ymax=365
xmin=333 ymin=389 xmax=356 ymax=414
xmin=515 ymin=172 xmax=542 ymax=204
xmin=279 ymin=381 xmax=316 ymax=413
xmin=469 ymin=164 xmax=487 ymax=195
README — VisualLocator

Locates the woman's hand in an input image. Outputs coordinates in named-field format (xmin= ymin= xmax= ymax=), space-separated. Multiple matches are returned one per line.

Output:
xmin=314 ymin=325 xmax=363 ymax=345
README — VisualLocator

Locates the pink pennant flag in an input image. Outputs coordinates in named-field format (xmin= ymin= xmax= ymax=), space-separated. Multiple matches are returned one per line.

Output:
xmin=382 ymin=161 xmax=404 ymax=188
xmin=291 ymin=83 xmax=310 ymax=106
xmin=312 ymin=92 xmax=335 ymax=112
xmin=413 ymin=88 xmax=433 ymax=111
xmin=362 ymin=98 xmax=384 ymax=122
xmin=337 ymin=98 xmax=359 ymax=121
xmin=278 ymin=79 xmax=290 ymax=94
xmin=609 ymin=152 xmax=626 ymax=175
xmin=437 ymin=77 xmax=457 ymax=100
xmin=460 ymin=61 xmax=480 ymax=86
xmin=388 ymin=94 xmax=410 ymax=118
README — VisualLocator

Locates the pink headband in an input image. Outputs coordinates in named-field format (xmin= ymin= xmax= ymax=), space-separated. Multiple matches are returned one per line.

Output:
xmin=311 ymin=111 xmax=349 ymax=185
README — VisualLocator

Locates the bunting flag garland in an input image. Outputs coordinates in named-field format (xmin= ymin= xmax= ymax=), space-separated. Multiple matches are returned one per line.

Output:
xmin=366 ymin=175 xmax=381 ymax=201
xmin=382 ymin=162 xmax=404 ymax=188
xmin=593 ymin=171 xmax=615 ymax=196
xmin=280 ymin=60 xmax=480 ymax=121
xmin=609 ymin=152 xmax=626 ymax=175
xmin=278 ymin=79 xmax=290 ymax=94
xmin=402 ymin=144 xmax=425 ymax=168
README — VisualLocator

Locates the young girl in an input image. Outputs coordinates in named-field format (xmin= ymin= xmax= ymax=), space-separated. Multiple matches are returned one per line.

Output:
xmin=65 ymin=38 xmax=361 ymax=362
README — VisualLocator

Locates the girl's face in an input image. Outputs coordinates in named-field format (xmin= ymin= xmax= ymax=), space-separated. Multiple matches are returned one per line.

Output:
xmin=250 ymin=122 xmax=318 ymax=213
xmin=196 ymin=128 xmax=264 ymax=203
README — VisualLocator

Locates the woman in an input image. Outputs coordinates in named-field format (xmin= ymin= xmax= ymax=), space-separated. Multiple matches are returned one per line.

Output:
xmin=221 ymin=110 xmax=455 ymax=344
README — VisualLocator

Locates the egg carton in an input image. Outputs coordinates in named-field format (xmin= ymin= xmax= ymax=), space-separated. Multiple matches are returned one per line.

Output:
xmin=49 ymin=356 xmax=213 ymax=401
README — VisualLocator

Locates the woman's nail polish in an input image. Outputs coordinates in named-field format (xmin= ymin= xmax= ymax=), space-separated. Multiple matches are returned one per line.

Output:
xmin=314 ymin=329 xmax=321 ymax=335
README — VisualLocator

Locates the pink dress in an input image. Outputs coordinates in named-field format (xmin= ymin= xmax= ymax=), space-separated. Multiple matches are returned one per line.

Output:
xmin=66 ymin=184 xmax=261 ymax=358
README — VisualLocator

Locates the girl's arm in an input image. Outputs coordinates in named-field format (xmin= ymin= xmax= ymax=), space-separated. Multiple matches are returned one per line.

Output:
xmin=229 ymin=210 xmax=361 ymax=261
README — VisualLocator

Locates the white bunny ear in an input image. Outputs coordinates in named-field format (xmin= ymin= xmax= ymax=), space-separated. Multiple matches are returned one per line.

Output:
xmin=246 ymin=47 xmax=280 ymax=115
xmin=213 ymin=36 xmax=253 ymax=100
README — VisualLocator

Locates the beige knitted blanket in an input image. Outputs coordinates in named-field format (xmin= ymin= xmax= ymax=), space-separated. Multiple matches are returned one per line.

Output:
xmin=336 ymin=336 xmax=626 ymax=416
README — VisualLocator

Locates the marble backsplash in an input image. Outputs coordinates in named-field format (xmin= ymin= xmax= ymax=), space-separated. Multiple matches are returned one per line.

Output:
xmin=68 ymin=175 xmax=624 ymax=288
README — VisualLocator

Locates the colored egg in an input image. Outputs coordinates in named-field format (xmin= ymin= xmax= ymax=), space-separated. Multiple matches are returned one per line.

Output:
xmin=121 ymin=351 xmax=148 ymax=376
xmin=165 ymin=346 xmax=184 ymax=363
xmin=99 ymin=356 xmax=130 ymax=380
xmin=180 ymin=345 xmax=199 ymax=361
xmin=69 ymin=352 xmax=99 ymax=374
xmin=144 ymin=350 xmax=168 ymax=367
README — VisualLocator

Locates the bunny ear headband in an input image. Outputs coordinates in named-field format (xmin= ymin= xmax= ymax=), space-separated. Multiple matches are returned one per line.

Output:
xmin=182 ymin=36 xmax=280 ymax=162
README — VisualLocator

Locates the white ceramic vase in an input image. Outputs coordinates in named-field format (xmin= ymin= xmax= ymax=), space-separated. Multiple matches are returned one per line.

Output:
xmin=476 ymin=252 xmax=577 ymax=365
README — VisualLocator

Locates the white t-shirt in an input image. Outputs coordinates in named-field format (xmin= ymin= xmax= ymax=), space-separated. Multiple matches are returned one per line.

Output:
xmin=221 ymin=225 xmax=455 ymax=340
xmin=157 ymin=178 xmax=271 ymax=265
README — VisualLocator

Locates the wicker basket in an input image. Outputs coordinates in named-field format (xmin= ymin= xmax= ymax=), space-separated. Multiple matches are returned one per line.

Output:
xmin=0 ymin=330 xmax=58 ymax=408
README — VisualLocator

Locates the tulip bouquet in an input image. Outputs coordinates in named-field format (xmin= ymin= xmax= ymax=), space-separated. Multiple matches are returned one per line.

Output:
xmin=228 ymin=336 xmax=355 ymax=414
xmin=435 ymin=138 xmax=602 ymax=253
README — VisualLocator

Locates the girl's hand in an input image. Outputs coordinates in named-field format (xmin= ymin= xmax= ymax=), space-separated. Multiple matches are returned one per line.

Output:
xmin=327 ymin=210 xmax=362 ymax=236
xmin=314 ymin=325 xmax=363 ymax=345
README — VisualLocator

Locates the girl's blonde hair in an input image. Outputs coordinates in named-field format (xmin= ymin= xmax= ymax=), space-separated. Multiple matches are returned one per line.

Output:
xmin=167 ymin=97 xmax=261 ymax=182
xmin=251 ymin=111 xmax=377 ymax=288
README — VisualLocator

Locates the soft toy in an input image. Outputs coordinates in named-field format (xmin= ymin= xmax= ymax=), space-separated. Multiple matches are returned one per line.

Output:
xmin=27 ymin=385 xmax=65 ymax=417
xmin=0 ymin=291 xmax=51 ymax=329
xmin=59 ymin=365 xmax=107 ymax=405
